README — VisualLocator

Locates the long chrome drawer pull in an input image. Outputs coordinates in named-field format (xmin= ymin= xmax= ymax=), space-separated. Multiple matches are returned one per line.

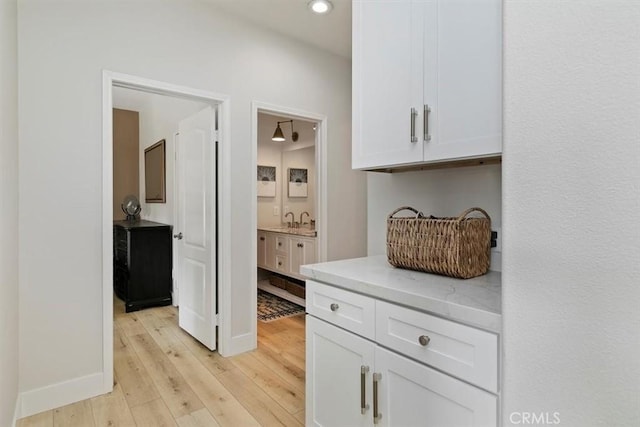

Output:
xmin=410 ymin=108 xmax=418 ymax=143
xmin=424 ymin=104 xmax=431 ymax=141
xmin=361 ymin=365 xmax=370 ymax=414
xmin=373 ymin=372 xmax=382 ymax=424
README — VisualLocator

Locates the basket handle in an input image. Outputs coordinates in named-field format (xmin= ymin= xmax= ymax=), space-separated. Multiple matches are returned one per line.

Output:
xmin=456 ymin=207 xmax=491 ymax=221
xmin=388 ymin=206 xmax=424 ymax=219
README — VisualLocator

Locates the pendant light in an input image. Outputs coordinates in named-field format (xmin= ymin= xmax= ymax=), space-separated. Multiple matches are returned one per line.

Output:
xmin=272 ymin=120 xmax=299 ymax=142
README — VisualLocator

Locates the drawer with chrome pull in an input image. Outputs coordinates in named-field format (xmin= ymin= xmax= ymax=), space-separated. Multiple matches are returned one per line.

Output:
xmin=375 ymin=300 xmax=498 ymax=393
xmin=306 ymin=280 xmax=375 ymax=340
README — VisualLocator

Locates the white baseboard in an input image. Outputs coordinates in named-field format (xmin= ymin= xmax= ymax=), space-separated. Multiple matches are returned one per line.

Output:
xmin=18 ymin=372 xmax=105 ymax=419
xmin=12 ymin=394 xmax=21 ymax=427
xmin=221 ymin=331 xmax=256 ymax=357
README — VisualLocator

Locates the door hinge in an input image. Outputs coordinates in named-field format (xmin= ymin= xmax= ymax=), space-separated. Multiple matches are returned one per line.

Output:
xmin=215 ymin=313 xmax=220 ymax=326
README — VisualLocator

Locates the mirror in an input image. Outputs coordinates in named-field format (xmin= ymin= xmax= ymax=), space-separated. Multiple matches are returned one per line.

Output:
xmin=144 ymin=139 xmax=166 ymax=203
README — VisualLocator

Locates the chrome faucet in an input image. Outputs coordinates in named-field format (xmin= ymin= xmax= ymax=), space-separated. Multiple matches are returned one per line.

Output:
xmin=300 ymin=211 xmax=310 ymax=226
xmin=285 ymin=212 xmax=295 ymax=227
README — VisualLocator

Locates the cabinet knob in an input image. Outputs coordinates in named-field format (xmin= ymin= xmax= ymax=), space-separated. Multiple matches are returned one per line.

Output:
xmin=298 ymin=243 xmax=304 ymax=248
xmin=418 ymin=335 xmax=431 ymax=346
xmin=278 ymin=261 xmax=282 ymax=266
xmin=260 ymin=237 xmax=265 ymax=241
xmin=330 ymin=303 xmax=339 ymax=312
xmin=278 ymin=242 xmax=282 ymax=246
xmin=173 ymin=232 xmax=183 ymax=240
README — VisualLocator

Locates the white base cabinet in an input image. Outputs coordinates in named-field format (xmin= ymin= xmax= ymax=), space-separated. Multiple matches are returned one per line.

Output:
xmin=376 ymin=347 xmax=496 ymax=427
xmin=306 ymin=280 xmax=498 ymax=427
xmin=306 ymin=316 xmax=374 ymax=427
xmin=257 ymin=230 xmax=316 ymax=280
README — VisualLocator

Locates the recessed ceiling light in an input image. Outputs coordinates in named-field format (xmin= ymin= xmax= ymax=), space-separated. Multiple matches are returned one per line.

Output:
xmin=308 ymin=0 xmax=333 ymax=14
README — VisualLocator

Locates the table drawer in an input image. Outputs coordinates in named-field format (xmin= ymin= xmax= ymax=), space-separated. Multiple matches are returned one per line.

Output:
xmin=305 ymin=280 xmax=375 ymax=340
xmin=376 ymin=300 xmax=498 ymax=392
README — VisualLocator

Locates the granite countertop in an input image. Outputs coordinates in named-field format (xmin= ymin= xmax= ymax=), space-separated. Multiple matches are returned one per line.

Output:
xmin=301 ymin=255 xmax=502 ymax=333
xmin=258 ymin=226 xmax=317 ymax=237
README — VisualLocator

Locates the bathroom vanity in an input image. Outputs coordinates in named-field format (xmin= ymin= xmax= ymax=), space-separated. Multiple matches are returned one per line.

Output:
xmin=257 ymin=227 xmax=317 ymax=304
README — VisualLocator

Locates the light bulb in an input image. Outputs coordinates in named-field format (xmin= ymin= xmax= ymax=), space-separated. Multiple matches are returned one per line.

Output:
xmin=308 ymin=0 xmax=333 ymax=14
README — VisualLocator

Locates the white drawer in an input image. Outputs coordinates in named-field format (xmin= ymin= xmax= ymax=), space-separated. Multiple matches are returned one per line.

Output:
xmin=274 ymin=255 xmax=288 ymax=273
xmin=275 ymin=235 xmax=288 ymax=255
xmin=306 ymin=280 xmax=375 ymax=340
xmin=376 ymin=300 xmax=498 ymax=392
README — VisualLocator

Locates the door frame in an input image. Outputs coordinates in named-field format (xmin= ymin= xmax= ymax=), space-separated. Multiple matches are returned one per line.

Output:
xmin=251 ymin=101 xmax=328 ymax=334
xmin=102 ymin=71 xmax=232 ymax=393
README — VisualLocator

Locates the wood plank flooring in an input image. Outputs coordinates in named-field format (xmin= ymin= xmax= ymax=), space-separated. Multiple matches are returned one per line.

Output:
xmin=17 ymin=297 xmax=306 ymax=427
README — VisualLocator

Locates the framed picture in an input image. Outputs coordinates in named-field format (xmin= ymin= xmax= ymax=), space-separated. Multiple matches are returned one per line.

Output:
xmin=288 ymin=168 xmax=308 ymax=198
xmin=257 ymin=165 xmax=277 ymax=197
xmin=144 ymin=139 xmax=166 ymax=203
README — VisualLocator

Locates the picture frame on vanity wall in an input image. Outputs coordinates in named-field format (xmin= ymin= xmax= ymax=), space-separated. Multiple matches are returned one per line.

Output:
xmin=257 ymin=165 xmax=277 ymax=197
xmin=144 ymin=139 xmax=166 ymax=203
xmin=288 ymin=168 xmax=308 ymax=198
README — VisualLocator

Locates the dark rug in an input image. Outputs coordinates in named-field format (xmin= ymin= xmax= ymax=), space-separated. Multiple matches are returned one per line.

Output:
xmin=257 ymin=289 xmax=305 ymax=322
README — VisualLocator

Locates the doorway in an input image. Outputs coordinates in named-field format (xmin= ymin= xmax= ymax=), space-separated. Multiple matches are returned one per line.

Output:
xmin=251 ymin=102 xmax=328 ymax=341
xmin=102 ymin=71 xmax=231 ymax=394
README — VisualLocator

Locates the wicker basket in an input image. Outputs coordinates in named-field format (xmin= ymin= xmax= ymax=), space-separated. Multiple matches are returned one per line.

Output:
xmin=387 ymin=206 xmax=491 ymax=279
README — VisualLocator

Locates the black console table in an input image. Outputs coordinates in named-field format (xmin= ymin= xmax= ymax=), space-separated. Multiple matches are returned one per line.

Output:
xmin=113 ymin=220 xmax=172 ymax=312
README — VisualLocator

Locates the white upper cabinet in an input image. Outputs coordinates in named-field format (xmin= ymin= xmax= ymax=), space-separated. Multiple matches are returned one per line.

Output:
xmin=352 ymin=0 xmax=502 ymax=170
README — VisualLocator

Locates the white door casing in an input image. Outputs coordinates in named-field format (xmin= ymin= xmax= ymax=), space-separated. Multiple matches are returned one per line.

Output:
xmin=176 ymin=105 xmax=217 ymax=350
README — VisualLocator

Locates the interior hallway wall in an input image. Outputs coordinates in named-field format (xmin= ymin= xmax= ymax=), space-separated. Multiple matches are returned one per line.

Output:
xmin=502 ymin=1 xmax=640 ymax=425
xmin=0 ymin=0 xmax=19 ymax=424
xmin=18 ymin=0 xmax=366 ymax=415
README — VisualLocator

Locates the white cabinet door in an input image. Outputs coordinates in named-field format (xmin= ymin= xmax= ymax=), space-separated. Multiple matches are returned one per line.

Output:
xmin=306 ymin=316 xmax=375 ymax=427
xmin=290 ymin=237 xmax=316 ymax=277
xmin=264 ymin=232 xmax=276 ymax=270
xmin=352 ymin=0 xmax=425 ymax=169
xmin=352 ymin=0 xmax=501 ymax=170
xmin=424 ymin=0 xmax=502 ymax=162
xmin=257 ymin=231 xmax=267 ymax=268
xmin=376 ymin=346 xmax=497 ymax=427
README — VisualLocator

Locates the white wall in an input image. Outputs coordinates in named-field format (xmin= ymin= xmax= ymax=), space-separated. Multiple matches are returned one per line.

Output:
xmin=367 ymin=164 xmax=502 ymax=270
xmin=503 ymin=2 xmax=640 ymax=426
xmin=257 ymin=113 xmax=317 ymax=228
xmin=0 ymin=0 xmax=19 ymax=424
xmin=113 ymin=87 xmax=209 ymax=225
xmin=18 ymin=0 xmax=366 ymax=413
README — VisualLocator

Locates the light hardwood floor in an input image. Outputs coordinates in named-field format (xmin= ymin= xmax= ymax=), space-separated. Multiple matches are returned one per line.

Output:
xmin=17 ymin=297 xmax=306 ymax=427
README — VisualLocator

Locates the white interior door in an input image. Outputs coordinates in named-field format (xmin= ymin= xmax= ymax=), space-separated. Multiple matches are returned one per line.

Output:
xmin=175 ymin=105 xmax=217 ymax=350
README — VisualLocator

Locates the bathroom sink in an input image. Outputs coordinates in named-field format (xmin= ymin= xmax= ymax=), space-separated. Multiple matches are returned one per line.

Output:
xmin=259 ymin=226 xmax=317 ymax=237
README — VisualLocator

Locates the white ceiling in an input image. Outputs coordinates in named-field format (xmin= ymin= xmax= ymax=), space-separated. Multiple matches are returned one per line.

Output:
xmin=210 ymin=0 xmax=352 ymax=59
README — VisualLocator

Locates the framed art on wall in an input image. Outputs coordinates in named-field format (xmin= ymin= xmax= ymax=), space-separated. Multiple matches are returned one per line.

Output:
xmin=257 ymin=165 xmax=277 ymax=197
xmin=288 ymin=167 xmax=308 ymax=198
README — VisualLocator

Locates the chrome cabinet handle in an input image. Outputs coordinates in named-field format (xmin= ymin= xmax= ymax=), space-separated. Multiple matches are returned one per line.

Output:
xmin=330 ymin=303 xmax=339 ymax=312
xmin=361 ymin=365 xmax=370 ymax=414
xmin=173 ymin=232 xmax=183 ymax=240
xmin=410 ymin=108 xmax=418 ymax=143
xmin=419 ymin=335 xmax=431 ymax=346
xmin=373 ymin=373 xmax=382 ymax=424
xmin=424 ymin=104 xmax=431 ymax=141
